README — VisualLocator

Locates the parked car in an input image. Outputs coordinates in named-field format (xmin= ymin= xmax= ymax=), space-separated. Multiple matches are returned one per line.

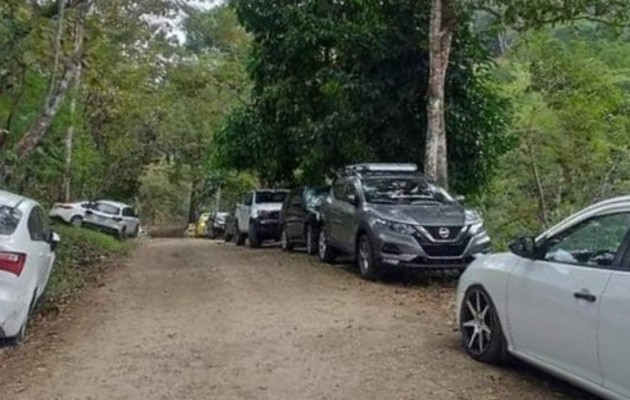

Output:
xmin=456 ymin=196 xmax=630 ymax=400
xmin=234 ymin=189 xmax=289 ymax=248
xmin=83 ymin=200 xmax=140 ymax=239
xmin=207 ymin=211 xmax=230 ymax=239
xmin=49 ymin=200 xmax=90 ymax=226
xmin=195 ymin=212 xmax=211 ymax=237
xmin=223 ymin=213 xmax=236 ymax=243
xmin=317 ymin=163 xmax=491 ymax=280
xmin=280 ymin=186 xmax=330 ymax=254
xmin=0 ymin=190 xmax=60 ymax=344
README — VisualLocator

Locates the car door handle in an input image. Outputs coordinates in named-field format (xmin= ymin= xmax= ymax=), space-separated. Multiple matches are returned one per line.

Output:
xmin=574 ymin=291 xmax=597 ymax=303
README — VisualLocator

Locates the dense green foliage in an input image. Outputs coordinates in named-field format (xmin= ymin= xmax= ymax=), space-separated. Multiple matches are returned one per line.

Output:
xmin=481 ymin=25 xmax=630 ymax=246
xmin=2 ymin=0 xmax=630 ymax=246
xmin=217 ymin=0 xmax=511 ymax=194
xmin=47 ymin=224 xmax=130 ymax=299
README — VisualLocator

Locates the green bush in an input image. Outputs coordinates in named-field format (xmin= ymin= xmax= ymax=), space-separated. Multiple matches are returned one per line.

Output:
xmin=46 ymin=224 xmax=131 ymax=299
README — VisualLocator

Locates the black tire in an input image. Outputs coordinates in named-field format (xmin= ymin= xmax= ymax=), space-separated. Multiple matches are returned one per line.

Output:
xmin=357 ymin=234 xmax=381 ymax=281
xmin=248 ymin=224 xmax=261 ymax=248
xmin=280 ymin=225 xmax=293 ymax=252
xmin=207 ymin=228 xmax=216 ymax=240
xmin=118 ymin=227 xmax=127 ymax=240
xmin=305 ymin=224 xmax=317 ymax=255
xmin=70 ymin=215 xmax=83 ymax=227
xmin=459 ymin=286 xmax=508 ymax=364
xmin=317 ymin=225 xmax=336 ymax=264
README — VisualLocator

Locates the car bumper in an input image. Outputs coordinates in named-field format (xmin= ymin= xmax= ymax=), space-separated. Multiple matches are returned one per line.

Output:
xmin=0 ymin=288 xmax=24 ymax=337
xmin=372 ymin=229 xmax=491 ymax=270
xmin=82 ymin=221 xmax=120 ymax=235
xmin=253 ymin=220 xmax=281 ymax=239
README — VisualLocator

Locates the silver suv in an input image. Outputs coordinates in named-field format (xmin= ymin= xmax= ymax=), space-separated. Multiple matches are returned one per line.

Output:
xmin=317 ymin=163 xmax=491 ymax=280
xmin=234 ymin=189 xmax=289 ymax=248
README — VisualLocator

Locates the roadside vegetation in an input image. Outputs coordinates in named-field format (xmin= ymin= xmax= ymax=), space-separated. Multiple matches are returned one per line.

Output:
xmin=1 ymin=1 xmax=629 ymax=248
xmin=46 ymin=225 xmax=131 ymax=302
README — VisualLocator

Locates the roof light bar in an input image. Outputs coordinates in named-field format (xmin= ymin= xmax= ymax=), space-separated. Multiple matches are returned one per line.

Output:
xmin=344 ymin=163 xmax=419 ymax=174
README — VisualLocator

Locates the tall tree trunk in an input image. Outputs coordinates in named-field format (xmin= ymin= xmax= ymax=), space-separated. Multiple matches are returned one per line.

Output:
xmin=61 ymin=5 xmax=86 ymax=202
xmin=215 ymin=185 xmax=222 ymax=212
xmin=62 ymin=94 xmax=77 ymax=202
xmin=0 ymin=0 xmax=89 ymax=185
xmin=425 ymin=0 xmax=455 ymax=189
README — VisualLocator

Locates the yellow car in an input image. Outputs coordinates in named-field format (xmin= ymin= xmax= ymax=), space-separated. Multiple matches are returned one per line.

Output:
xmin=195 ymin=213 xmax=211 ymax=237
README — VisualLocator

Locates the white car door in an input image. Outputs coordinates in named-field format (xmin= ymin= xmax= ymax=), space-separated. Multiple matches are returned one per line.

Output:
xmin=598 ymin=257 xmax=630 ymax=397
xmin=238 ymin=193 xmax=253 ymax=232
xmin=121 ymin=207 xmax=138 ymax=234
xmin=508 ymin=212 xmax=630 ymax=385
xmin=26 ymin=206 xmax=54 ymax=297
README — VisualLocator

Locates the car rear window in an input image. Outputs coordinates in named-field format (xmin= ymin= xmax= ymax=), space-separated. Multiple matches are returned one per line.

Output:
xmin=305 ymin=187 xmax=329 ymax=208
xmin=94 ymin=203 xmax=120 ymax=215
xmin=256 ymin=191 xmax=287 ymax=204
xmin=0 ymin=205 xmax=22 ymax=235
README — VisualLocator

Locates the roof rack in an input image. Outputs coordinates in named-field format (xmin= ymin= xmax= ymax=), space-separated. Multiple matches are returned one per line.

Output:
xmin=342 ymin=163 xmax=419 ymax=176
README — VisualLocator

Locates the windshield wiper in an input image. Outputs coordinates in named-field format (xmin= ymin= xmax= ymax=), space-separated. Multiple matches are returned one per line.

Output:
xmin=368 ymin=199 xmax=397 ymax=204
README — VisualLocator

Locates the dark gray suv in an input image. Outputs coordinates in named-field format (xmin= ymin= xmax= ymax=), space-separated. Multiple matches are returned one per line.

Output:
xmin=317 ymin=163 xmax=491 ymax=280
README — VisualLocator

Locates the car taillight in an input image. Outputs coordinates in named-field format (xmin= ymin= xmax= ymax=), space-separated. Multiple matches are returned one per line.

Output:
xmin=0 ymin=252 xmax=26 ymax=276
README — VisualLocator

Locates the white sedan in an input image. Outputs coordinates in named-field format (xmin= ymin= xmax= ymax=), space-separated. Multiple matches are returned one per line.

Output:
xmin=0 ymin=190 xmax=59 ymax=344
xmin=457 ymin=196 xmax=630 ymax=400
xmin=49 ymin=200 xmax=90 ymax=226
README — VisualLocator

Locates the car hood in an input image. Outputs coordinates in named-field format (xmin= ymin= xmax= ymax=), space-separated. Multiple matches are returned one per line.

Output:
xmin=369 ymin=203 xmax=465 ymax=226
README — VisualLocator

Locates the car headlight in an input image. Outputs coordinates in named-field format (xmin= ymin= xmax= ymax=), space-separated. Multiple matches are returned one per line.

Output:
xmin=375 ymin=219 xmax=417 ymax=235
xmin=469 ymin=222 xmax=485 ymax=235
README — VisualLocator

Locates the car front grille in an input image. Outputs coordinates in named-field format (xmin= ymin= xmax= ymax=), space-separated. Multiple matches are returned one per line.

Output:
xmin=421 ymin=241 xmax=470 ymax=257
xmin=423 ymin=226 xmax=464 ymax=241
xmin=266 ymin=211 xmax=280 ymax=220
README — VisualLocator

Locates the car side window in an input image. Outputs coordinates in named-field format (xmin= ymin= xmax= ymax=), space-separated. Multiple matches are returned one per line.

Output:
xmin=332 ymin=181 xmax=346 ymax=200
xmin=122 ymin=208 xmax=135 ymax=217
xmin=27 ymin=206 xmax=47 ymax=242
xmin=346 ymin=182 xmax=359 ymax=200
xmin=544 ymin=212 xmax=630 ymax=268
xmin=290 ymin=191 xmax=302 ymax=207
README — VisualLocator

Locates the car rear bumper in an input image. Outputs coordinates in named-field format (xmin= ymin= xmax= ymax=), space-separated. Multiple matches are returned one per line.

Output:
xmin=0 ymin=290 xmax=24 ymax=337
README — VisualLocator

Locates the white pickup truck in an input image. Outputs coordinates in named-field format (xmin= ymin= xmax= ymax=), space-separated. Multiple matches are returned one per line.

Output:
xmin=234 ymin=189 xmax=289 ymax=248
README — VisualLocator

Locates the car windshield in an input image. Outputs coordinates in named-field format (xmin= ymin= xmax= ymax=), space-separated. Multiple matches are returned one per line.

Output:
xmin=94 ymin=203 xmax=120 ymax=215
xmin=256 ymin=191 xmax=287 ymax=204
xmin=216 ymin=212 xmax=229 ymax=221
xmin=305 ymin=187 xmax=329 ymax=209
xmin=361 ymin=177 xmax=453 ymax=205
xmin=0 ymin=205 xmax=22 ymax=235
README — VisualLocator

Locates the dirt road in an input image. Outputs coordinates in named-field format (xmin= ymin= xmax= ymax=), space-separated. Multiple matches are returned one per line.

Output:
xmin=0 ymin=240 xmax=595 ymax=400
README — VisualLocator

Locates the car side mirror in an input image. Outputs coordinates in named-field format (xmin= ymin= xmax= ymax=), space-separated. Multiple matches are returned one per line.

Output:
xmin=509 ymin=235 xmax=537 ymax=258
xmin=347 ymin=193 xmax=358 ymax=207
xmin=50 ymin=231 xmax=61 ymax=251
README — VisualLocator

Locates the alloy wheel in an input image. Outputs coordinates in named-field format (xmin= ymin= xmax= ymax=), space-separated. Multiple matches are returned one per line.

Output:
xmin=281 ymin=227 xmax=289 ymax=251
xmin=306 ymin=226 xmax=314 ymax=254
xmin=460 ymin=288 xmax=494 ymax=356
xmin=358 ymin=237 xmax=371 ymax=275
xmin=318 ymin=229 xmax=327 ymax=260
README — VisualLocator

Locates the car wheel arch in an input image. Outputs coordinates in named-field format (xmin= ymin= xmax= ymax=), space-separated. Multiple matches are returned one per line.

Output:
xmin=460 ymin=282 xmax=512 ymax=352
